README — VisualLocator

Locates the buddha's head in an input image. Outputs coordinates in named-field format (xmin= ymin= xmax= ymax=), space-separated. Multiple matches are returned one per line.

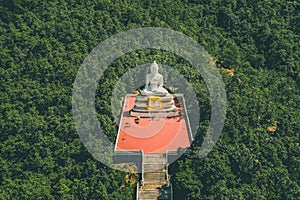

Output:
xmin=150 ymin=61 xmax=159 ymax=75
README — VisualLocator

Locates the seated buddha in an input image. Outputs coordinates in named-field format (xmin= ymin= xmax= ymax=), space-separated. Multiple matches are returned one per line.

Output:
xmin=141 ymin=61 xmax=168 ymax=96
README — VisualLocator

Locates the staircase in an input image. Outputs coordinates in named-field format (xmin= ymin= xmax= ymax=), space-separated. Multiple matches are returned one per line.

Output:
xmin=137 ymin=154 xmax=172 ymax=200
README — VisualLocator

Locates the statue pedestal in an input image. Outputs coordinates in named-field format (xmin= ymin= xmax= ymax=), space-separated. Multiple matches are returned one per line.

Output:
xmin=130 ymin=93 xmax=179 ymax=118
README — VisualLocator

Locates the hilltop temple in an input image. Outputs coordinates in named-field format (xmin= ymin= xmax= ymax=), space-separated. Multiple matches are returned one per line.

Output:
xmin=114 ymin=61 xmax=192 ymax=153
xmin=114 ymin=61 xmax=193 ymax=199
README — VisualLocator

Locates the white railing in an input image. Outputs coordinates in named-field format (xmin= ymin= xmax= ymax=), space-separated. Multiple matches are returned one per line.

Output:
xmin=136 ymin=183 xmax=139 ymax=200
xmin=180 ymin=95 xmax=194 ymax=142
xmin=114 ymin=94 xmax=128 ymax=151
xmin=166 ymin=162 xmax=169 ymax=186
xmin=141 ymin=150 xmax=144 ymax=186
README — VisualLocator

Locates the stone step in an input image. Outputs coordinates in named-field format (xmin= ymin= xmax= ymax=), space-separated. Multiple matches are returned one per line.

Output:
xmin=135 ymin=103 xmax=175 ymax=108
xmin=130 ymin=111 xmax=179 ymax=118
xmin=143 ymin=181 xmax=166 ymax=186
xmin=144 ymin=154 xmax=165 ymax=158
xmin=132 ymin=106 xmax=178 ymax=112
xmin=136 ymin=99 xmax=174 ymax=103
xmin=130 ymin=110 xmax=179 ymax=118
xmin=142 ymin=184 xmax=163 ymax=190
xmin=144 ymin=163 xmax=166 ymax=172
xmin=138 ymin=199 xmax=157 ymax=200
xmin=143 ymin=154 xmax=166 ymax=164
xmin=139 ymin=189 xmax=160 ymax=198
xmin=136 ymin=95 xmax=174 ymax=101
xmin=144 ymin=172 xmax=166 ymax=183
xmin=138 ymin=188 xmax=171 ymax=200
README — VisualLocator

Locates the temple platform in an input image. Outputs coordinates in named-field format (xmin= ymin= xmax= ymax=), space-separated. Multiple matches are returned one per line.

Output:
xmin=130 ymin=93 xmax=179 ymax=118
xmin=114 ymin=94 xmax=193 ymax=154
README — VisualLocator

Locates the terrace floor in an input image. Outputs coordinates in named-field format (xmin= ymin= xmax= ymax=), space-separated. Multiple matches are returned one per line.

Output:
xmin=115 ymin=94 xmax=191 ymax=154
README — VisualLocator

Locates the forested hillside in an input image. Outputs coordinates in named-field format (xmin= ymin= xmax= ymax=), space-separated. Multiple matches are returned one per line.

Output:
xmin=0 ymin=0 xmax=299 ymax=199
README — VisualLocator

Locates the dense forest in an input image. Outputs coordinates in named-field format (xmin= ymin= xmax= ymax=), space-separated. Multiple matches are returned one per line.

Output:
xmin=0 ymin=0 xmax=299 ymax=199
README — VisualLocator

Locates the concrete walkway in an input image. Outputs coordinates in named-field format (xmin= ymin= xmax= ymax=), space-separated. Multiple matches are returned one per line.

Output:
xmin=138 ymin=154 xmax=172 ymax=200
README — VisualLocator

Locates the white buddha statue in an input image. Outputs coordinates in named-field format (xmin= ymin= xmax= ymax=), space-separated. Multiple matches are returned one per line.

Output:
xmin=131 ymin=61 xmax=179 ymax=117
xmin=141 ymin=61 xmax=169 ymax=95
